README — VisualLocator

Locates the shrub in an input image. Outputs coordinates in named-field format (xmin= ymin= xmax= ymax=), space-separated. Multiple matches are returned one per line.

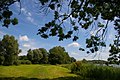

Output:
xmin=20 ymin=60 xmax=31 ymax=64
xmin=14 ymin=60 xmax=20 ymax=66
xmin=71 ymin=61 xmax=120 ymax=80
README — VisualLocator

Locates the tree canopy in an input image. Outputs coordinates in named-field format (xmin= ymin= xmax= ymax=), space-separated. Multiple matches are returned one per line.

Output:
xmin=0 ymin=0 xmax=120 ymax=64
xmin=39 ymin=48 xmax=48 ymax=64
xmin=49 ymin=46 xmax=72 ymax=64
xmin=0 ymin=35 xmax=21 ymax=65
xmin=27 ymin=49 xmax=43 ymax=64
xmin=27 ymin=48 xmax=49 ymax=64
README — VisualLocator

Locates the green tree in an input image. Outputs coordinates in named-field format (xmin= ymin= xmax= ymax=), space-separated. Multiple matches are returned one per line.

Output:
xmin=19 ymin=55 xmax=28 ymax=60
xmin=27 ymin=49 xmax=43 ymax=64
xmin=0 ymin=40 xmax=5 ymax=65
xmin=0 ymin=53 xmax=5 ymax=65
xmin=82 ymin=59 xmax=87 ymax=63
xmin=70 ymin=57 xmax=76 ymax=63
xmin=0 ymin=35 xmax=20 ymax=65
xmin=49 ymin=46 xmax=71 ymax=65
xmin=39 ymin=48 xmax=48 ymax=64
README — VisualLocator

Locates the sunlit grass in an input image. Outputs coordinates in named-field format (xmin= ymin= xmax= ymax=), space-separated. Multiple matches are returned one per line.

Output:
xmin=0 ymin=64 xmax=77 ymax=79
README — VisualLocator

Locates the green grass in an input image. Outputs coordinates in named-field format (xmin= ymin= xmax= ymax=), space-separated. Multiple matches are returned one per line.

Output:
xmin=0 ymin=64 xmax=77 ymax=79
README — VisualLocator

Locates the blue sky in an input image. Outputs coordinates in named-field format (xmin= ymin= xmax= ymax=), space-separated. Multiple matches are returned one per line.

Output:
xmin=0 ymin=0 xmax=116 ymax=60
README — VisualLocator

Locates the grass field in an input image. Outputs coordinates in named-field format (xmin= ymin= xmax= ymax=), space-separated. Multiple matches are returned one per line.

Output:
xmin=0 ymin=64 xmax=79 ymax=80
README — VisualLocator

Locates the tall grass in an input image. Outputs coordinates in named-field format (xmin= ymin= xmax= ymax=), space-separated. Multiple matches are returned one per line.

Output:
xmin=70 ymin=61 xmax=120 ymax=80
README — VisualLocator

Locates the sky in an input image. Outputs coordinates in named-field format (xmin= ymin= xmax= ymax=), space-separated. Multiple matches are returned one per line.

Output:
xmin=0 ymin=0 xmax=116 ymax=60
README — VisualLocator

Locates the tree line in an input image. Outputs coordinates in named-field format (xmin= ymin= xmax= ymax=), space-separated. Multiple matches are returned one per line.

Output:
xmin=0 ymin=35 xmax=76 ymax=66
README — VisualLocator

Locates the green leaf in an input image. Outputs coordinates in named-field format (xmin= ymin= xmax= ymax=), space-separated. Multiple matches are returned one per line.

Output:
xmin=49 ymin=4 xmax=55 ymax=10
xmin=11 ymin=18 xmax=18 ymax=25
xmin=73 ymin=36 xmax=79 ymax=41
xmin=98 ymin=22 xmax=104 ymax=27
xmin=4 ymin=19 xmax=10 ymax=25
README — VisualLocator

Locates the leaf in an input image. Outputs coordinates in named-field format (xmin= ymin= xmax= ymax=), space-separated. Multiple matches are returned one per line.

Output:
xmin=98 ymin=22 xmax=104 ymax=27
xmin=90 ymin=49 xmax=94 ymax=53
xmin=73 ymin=26 xmax=78 ymax=31
xmin=68 ymin=31 xmax=73 ymax=35
xmin=54 ymin=11 xmax=59 ymax=19
xmin=94 ymin=47 xmax=98 ymax=51
xmin=87 ymin=51 xmax=90 ymax=54
xmin=79 ymin=11 xmax=85 ymax=18
xmin=41 ymin=34 xmax=48 ymax=39
xmin=58 ymin=28 xmax=63 ymax=35
xmin=57 ymin=4 xmax=61 ymax=7
xmin=4 ymin=19 xmax=10 ymax=25
xmin=2 ymin=11 xmax=13 ymax=18
xmin=79 ymin=48 xmax=85 ymax=51
xmin=11 ymin=18 xmax=18 ymax=25
xmin=72 ymin=12 xmax=78 ymax=18
xmin=73 ymin=36 xmax=79 ymax=41
xmin=49 ymin=4 xmax=55 ymax=10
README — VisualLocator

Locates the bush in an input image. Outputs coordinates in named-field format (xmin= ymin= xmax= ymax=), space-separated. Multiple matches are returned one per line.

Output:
xmin=59 ymin=64 xmax=72 ymax=70
xmin=20 ymin=60 xmax=31 ymax=64
xmin=71 ymin=61 xmax=120 ymax=80
xmin=14 ymin=60 xmax=20 ymax=66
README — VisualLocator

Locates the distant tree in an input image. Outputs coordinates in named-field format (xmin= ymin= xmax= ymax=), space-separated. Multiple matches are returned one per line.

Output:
xmin=0 ymin=53 xmax=5 ymax=65
xmin=19 ymin=55 xmax=28 ymax=60
xmin=49 ymin=46 xmax=71 ymax=65
xmin=0 ymin=40 xmax=5 ymax=65
xmin=27 ymin=49 xmax=33 ymax=62
xmin=39 ymin=48 xmax=48 ymax=64
xmin=27 ymin=49 xmax=43 ymax=64
xmin=0 ymin=35 xmax=21 ymax=65
xmin=63 ymin=52 xmax=72 ymax=64
xmin=82 ymin=59 xmax=87 ymax=63
xmin=70 ymin=57 xmax=76 ymax=63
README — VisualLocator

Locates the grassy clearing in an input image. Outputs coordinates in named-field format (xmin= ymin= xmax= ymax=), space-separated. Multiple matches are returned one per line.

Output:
xmin=0 ymin=64 xmax=77 ymax=79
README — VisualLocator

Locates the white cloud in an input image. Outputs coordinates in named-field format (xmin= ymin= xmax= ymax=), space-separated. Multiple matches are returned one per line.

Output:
xmin=21 ymin=8 xmax=31 ymax=16
xmin=28 ymin=12 xmax=32 ymax=16
xmin=67 ymin=42 xmax=80 ymax=47
xmin=26 ymin=16 xmax=38 ymax=26
xmin=19 ymin=35 xmax=29 ymax=41
xmin=14 ymin=2 xmax=20 ymax=8
xmin=26 ymin=16 xmax=34 ymax=23
xmin=23 ymin=43 xmax=31 ymax=48
xmin=20 ymin=7 xmax=32 ymax=17
xmin=20 ymin=8 xmax=36 ymax=24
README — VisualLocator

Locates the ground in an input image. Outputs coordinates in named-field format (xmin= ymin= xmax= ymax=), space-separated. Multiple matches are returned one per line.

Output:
xmin=0 ymin=64 xmax=82 ymax=80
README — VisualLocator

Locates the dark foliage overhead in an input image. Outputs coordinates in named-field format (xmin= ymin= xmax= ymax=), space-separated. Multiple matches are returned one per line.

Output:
xmin=0 ymin=0 xmax=19 ymax=28
xmin=38 ymin=0 xmax=120 ymax=64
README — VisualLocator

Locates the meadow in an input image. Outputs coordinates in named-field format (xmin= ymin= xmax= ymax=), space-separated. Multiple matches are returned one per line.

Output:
xmin=0 ymin=64 xmax=81 ymax=80
xmin=0 ymin=63 xmax=120 ymax=80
